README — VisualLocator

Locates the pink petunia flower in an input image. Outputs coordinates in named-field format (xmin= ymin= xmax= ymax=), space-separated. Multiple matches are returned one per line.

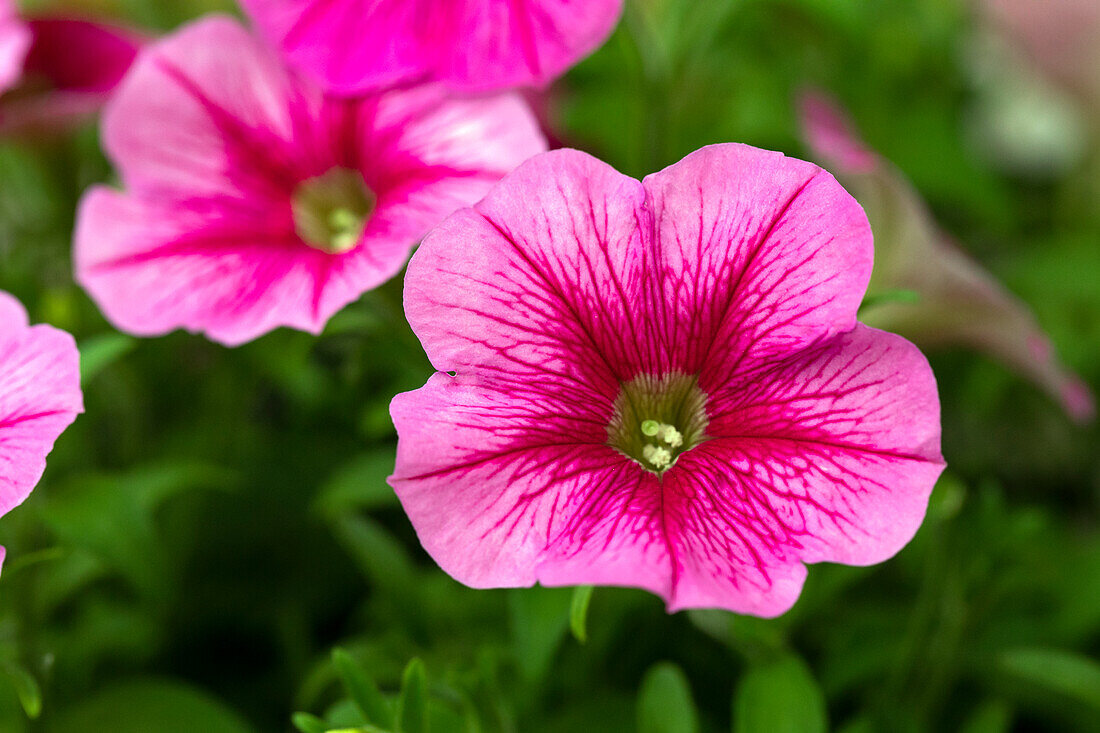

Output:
xmin=800 ymin=90 xmax=1095 ymax=422
xmin=74 ymin=16 xmax=546 ymax=346
xmin=0 ymin=291 xmax=83 ymax=574
xmin=240 ymin=0 xmax=624 ymax=95
xmin=389 ymin=145 xmax=944 ymax=615
xmin=0 ymin=0 xmax=30 ymax=94
xmin=0 ymin=8 xmax=143 ymax=136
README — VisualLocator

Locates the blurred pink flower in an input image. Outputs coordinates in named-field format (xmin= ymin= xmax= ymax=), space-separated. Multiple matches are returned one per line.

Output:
xmin=0 ymin=291 xmax=83 ymax=574
xmin=74 ymin=16 xmax=546 ymax=346
xmin=240 ymin=0 xmax=624 ymax=94
xmin=0 ymin=10 xmax=143 ymax=135
xmin=981 ymin=0 xmax=1100 ymax=112
xmin=390 ymin=145 xmax=943 ymax=616
xmin=0 ymin=0 xmax=30 ymax=94
xmin=800 ymin=90 xmax=1095 ymax=422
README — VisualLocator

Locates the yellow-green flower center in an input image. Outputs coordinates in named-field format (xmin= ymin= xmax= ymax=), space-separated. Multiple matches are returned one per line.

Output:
xmin=607 ymin=373 xmax=708 ymax=474
xmin=292 ymin=167 xmax=375 ymax=254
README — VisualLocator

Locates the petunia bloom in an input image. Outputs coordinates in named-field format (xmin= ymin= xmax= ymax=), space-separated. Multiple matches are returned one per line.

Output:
xmin=74 ymin=16 xmax=546 ymax=346
xmin=240 ymin=0 xmax=624 ymax=95
xmin=800 ymin=90 xmax=1095 ymax=422
xmin=0 ymin=291 xmax=83 ymax=574
xmin=0 ymin=9 xmax=143 ymax=136
xmin=389 ymin=145 xmax=944 ymax=615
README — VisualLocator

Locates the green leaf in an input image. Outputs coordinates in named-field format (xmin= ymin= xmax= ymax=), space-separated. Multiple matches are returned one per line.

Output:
xmin=570 ymin=586 xmax=594 ymax=644
xmin=396 ymin=659 xmax=427 ymax=733
xmin=313 ymin=450 xmax=399 ymax=521
xmin=0 ymin=547 xmax=65 ymax=577
xmin=332 ymin=648 xmax=392 ymax=728
xmin=733 ymin=654 xmax=827 ymax=733
xmin=637 ymin=662 xmax=699 ymax=733
xmin=996 ymin=647 xmax=1100 ymax=713
xmin=509 ymin=586 xmax=573 ymax=681
xmin=291 ymin=712 xmax=329 ymax=733
xmin=78 ymin=333 xmax=136 ymax=382
xmin=2 ymin=664 xmax=41 ymax=719
xmin=47 ymin=679 xmax=254 ymax=733
xmin=332 ymin=515 xmax=417 ymax=597
xmin=40 ymin=463 xmax=235 ymax=599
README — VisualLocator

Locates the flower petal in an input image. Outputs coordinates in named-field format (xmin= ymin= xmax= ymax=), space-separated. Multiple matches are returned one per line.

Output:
xmin=433 ymin=0 xmax=625 ymax=92
xmin=242 ymin=0 xmax=429 ymax=94
xmin=0 ymin=292 xmax=82 ymax=516
xmin=242 ymin=0 xmax=624 ymax=94
xmin=102 ymin=15 xmax=316 ymax=200
xmin=669 ymin=325 xmax=943 ymax=613
xmin=390 ymin=372 xmax=674 ymax=597
xmin=642 ymin=144 xmax=873 ymax=392
xmin=74 ymin=188 xmax=338 ymax=346
xmin=404 ymin=148 xmax=659 ymax=398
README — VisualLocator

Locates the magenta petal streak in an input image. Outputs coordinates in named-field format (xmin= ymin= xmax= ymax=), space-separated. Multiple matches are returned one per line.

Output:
xmin=241 ymin=0 xmax=625 ymax=94
xmin=73 ymin=16 xmax=546 ymax=346
xmin=391 ymin=146 xmax=944 ymax=616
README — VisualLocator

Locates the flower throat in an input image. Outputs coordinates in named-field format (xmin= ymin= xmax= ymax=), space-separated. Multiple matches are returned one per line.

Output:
xmin=292 ymin=167 xmax=375 ymax=254
xmin=606 ymin=373 xmax=709 ymax=474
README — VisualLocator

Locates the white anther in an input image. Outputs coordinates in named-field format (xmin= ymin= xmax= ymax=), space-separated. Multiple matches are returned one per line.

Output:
xmin=657 ymin=425 xmax=683 ymax=448
xmin=642 ymin=444 xmax=672 ymax=469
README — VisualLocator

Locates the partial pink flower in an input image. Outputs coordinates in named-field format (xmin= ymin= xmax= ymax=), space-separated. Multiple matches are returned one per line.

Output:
xmin=389 ymin=145 xmax=944 ymax=616
xmin=0 ymin=0 xmax=30 ymax=94
xmin=74 ymin=16 xmax=546 ymax=346
xmin=0 ymin=291 xmax=83 ymax=572
xmin=800 ymin=90 xmax=1095 ymax=422
xmin=240 ymin=0 xmax=624 ymax=95
xmin=980 ymin=0 xmax=1100 ymax=112
xmin=0 ymin=13 xmax=143 ymax=135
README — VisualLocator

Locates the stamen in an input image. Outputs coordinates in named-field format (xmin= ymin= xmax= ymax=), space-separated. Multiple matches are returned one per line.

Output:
xmin=642 ymin=444 xmax=672 ymax=469
xmin=657 ymin=424 xmax=683 ymax=448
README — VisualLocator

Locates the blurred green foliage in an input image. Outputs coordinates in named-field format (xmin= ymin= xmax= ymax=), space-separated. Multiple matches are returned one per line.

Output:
xmin=1 ymin=0 xmax=1098 ymax=731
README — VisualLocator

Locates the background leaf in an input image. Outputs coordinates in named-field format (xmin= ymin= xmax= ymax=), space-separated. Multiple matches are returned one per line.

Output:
xmin=637 ymin=662 xmax=699 ymax=733
xmin=733 ymin=654 xmax=827 ymax=733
